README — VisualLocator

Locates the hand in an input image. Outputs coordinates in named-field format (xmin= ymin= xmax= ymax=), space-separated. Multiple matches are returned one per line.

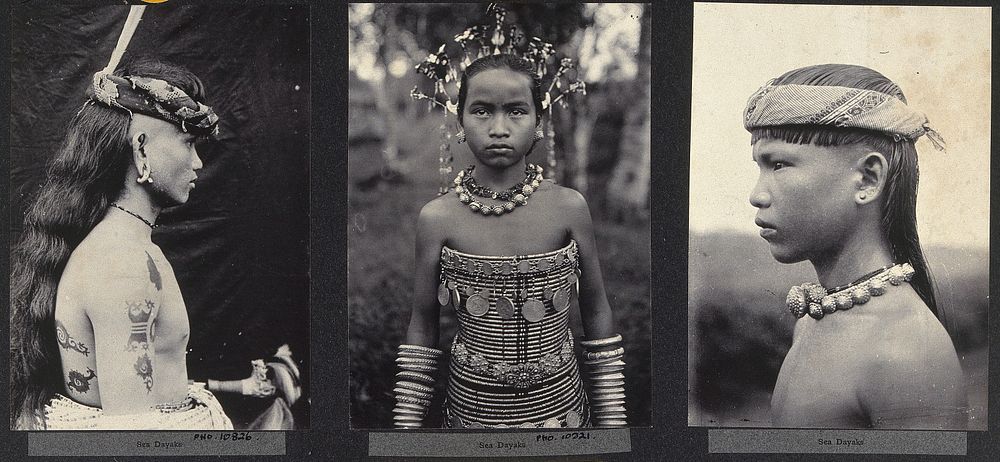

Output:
xmin=240 ymin=376 xmax=276 ymax=398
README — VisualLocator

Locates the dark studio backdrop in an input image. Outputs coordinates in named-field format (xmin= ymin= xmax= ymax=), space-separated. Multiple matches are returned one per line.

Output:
xmin=9 ymin=4 xmax=310 ymax=428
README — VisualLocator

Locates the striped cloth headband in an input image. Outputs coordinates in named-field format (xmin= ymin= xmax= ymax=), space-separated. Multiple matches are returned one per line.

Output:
xmin=743 ymin=81 xmax=944 ymax=149
xmin=86 ymin=71 xmax=220 ymax=137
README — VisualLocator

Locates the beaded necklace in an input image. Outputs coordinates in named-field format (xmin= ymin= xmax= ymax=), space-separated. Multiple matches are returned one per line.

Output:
xmin=110 ymin=202 xmax=157 ymax=229
xmin=453 ymin=164 xmax=544 ymax=216
xmin=786 ymin=263 xmax=915 ymax=320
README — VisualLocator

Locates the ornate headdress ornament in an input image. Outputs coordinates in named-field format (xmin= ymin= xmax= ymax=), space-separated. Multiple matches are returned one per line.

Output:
xmin=410 ymin=3 xmax=587 ymax=194
xmin=83 ymin=5 xmax=220 ymax=137
xmin=744 ymin=80 xmax=944 ymax=150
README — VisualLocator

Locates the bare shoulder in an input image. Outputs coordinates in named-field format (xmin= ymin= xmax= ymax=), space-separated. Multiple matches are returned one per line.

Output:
xmin=541 ymin=182 xmax=586 ymax=206
xmin=416 ymin=193 xmax=457 ymax=233
xmin=61 ymin=233 xmax=160 ymax=311
xmin=415 ymin=194 xmax=461 ymax=249
xmin=539 ymin=182 xmax=590 ymax=221
xmin=862 ymin=292 xmax=962 ymax=382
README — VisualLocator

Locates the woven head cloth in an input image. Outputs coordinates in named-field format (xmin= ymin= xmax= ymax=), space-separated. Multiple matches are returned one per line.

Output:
xmin=86 ymin=70 xmax=220 ymax=137
xmin=743 ymin=80 xmax=944 ymax=149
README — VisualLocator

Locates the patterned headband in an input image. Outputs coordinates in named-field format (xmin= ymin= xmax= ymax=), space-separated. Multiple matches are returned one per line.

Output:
xmin=86 ymin=71 xmax=220 ymax=137
xmin=744 ymin=81 xmax=944 ymax=150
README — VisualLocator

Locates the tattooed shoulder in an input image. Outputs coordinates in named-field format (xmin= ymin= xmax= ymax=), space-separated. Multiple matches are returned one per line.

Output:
xmin=145 ymin=251 xmax=162 ymax=291
xmin=67 ymin=368 xmax=97 ymax=394
xmin=55 ymin=319 xmax=90 ymax=357
xmin=125 ymin=299 xmax=157 ymax=393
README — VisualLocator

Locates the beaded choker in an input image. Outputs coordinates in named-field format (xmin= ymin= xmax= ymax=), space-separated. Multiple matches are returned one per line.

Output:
xmin=786 ymin=263 xmax=915 ymax=320
xmin=453 ymin=163 xmax=544 ymax=216
xmin=110 ymin=202 xmax=157 ymax=229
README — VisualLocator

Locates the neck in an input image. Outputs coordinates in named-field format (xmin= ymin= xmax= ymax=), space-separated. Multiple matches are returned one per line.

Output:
xmin=472 ymin=161 xmax=528 ymax=191
xmin=108 ymin=188 xmax=161 ymax=238
xmin=810 ymin=224 xmax=894 ymax=289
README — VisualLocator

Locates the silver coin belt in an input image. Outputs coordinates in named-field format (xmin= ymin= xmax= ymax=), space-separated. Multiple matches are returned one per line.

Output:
xmin=451 ymin=333 xmax=574 ymax=389
xmin=439 ymin=242 xmax=579 ymax=277
xmin=438 ymin=241 xmax=581 ymax=322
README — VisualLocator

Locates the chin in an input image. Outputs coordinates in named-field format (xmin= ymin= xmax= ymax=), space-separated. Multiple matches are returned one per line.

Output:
xmin=768 ymin=246 xmax=807 ymax=264
xmin=153 ymin=191 xmax=189 ymax=209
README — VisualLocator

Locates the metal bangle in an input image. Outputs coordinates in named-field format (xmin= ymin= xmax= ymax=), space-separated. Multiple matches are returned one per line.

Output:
xmin=399 ymin=344 xmax=444 ymax=356
xmin=578 ymin=334 xmax=622 ymax=348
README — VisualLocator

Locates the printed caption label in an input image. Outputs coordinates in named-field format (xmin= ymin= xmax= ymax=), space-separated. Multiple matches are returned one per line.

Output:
xmin=708 ymin=429 xmax=966 ymax=455
xmin=370 ymin=428 xmax=631 ymax=457
xmin=28 ymin=431 xmax=285 ymax=456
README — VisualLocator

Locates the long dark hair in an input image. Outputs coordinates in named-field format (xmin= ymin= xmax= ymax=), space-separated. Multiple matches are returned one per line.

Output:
xmin=749 ymin=64 xmax=939 ymax=320
xmin=10 ymin=57 xmax=207 ymax=429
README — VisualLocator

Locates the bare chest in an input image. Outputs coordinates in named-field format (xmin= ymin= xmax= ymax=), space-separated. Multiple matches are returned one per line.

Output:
xmin=771 ymin=324 xmax=871 ymax=428
xmin=147 ymin=256 xmax=190 ymax=353
xmin=443 ymin=196 xmax=570 ymax=255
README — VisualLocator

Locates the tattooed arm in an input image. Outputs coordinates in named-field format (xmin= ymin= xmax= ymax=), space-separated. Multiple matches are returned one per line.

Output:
xmin=84 ymin=251 xmax=163 ymax=415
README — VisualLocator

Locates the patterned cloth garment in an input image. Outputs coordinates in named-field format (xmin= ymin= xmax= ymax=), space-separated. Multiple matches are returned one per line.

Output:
xmin=438 ymin=240 xmax=590 ymax=429
xmin=743 ymin=82 xmax=942 ymax=147
xmin=87 ymin=72 xmax=220 ymax=137
xmin=42 ymin=383 xmax=233 ymax=430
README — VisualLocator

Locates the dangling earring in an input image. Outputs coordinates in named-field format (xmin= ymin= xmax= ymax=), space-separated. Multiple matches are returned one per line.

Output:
xmin=533 ymin=128 xmax=544 ymax=142
xmin=456 ymin=129 xmax=466 ymax=144
xmin=136 ymin=164 xmax=154 ymax=184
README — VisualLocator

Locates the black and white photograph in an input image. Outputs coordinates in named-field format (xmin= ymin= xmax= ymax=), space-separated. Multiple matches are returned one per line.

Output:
xmin=688 ymin=3 xmax=989 ymax=431
xmin=9 ymin=3 xmax=310 ymax=430
xmin=348 ymin=3 xmax=651 ymax=431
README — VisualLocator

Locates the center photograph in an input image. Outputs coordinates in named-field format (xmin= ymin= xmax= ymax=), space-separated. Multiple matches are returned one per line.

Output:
xmin=347 ymin=2 xmax=651 ymax=431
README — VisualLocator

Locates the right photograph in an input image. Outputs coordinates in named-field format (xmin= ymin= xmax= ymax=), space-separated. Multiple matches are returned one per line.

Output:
xmin=688 ymin=3 xmax=989 ymax=430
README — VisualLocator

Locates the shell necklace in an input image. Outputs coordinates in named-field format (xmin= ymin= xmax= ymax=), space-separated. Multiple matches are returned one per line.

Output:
xmin=453 ymin=163 xmax=544 ymax=216
xmin=785 ymin=263 xmax=915 ymax=320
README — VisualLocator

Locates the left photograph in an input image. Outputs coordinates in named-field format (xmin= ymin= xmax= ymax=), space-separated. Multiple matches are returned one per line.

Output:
xmin=10 ymin=4 xmax=309 ymax=430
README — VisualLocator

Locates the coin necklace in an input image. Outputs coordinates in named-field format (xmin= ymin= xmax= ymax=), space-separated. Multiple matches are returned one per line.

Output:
xmin=453 ymin=163 xmax=544 ymax=216
xmin=466 ymin=271 xmax=490 ymax=317
xmin=496 ymin=277 xmax=515 ymax=320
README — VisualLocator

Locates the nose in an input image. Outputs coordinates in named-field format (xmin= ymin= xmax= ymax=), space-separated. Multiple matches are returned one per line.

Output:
xmin=192 ymin=147 xmax=203 ymax=171
xmin=749 ymin=178 xmax=771 ymax=209
xmin=488 ymin=115 xmax=509 ymax=138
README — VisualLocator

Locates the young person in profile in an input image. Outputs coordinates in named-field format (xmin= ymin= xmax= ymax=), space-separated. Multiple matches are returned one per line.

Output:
xmin=744 ymin=64 xmax=966 ymax=429
xmin=10 ymin=58 xmax=233 ymax=430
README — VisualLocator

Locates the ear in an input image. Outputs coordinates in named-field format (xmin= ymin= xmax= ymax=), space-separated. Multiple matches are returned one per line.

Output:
xmin=131 ymin=132 xmax=148 ymax=169
xmin=854 ymin=151 xmax=888 ymax=205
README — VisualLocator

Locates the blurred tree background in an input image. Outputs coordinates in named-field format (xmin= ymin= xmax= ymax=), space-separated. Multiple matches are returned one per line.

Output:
xmin=348 ymin=3 xmax=651 ymax=428
xmin=688 ymin=232 xmax=988 ymax=429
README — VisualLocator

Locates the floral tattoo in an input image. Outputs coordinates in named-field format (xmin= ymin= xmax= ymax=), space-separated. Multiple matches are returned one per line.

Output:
xmin=67 ymin=368 xmax=97 ymax=394
xmin=55 ymin=320 xmax=90 ymax=356
xmin=134 ymin=353 xmax=154 ymax=392
xmin=125 ymin=299 xmax=156 ymax=392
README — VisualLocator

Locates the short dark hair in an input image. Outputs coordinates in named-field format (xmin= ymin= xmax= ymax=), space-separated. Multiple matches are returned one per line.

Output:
xmin=749 ymin=64 xmax=938 ymax=320
xmin=457 ymin=54 xmax=543 ymax=126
